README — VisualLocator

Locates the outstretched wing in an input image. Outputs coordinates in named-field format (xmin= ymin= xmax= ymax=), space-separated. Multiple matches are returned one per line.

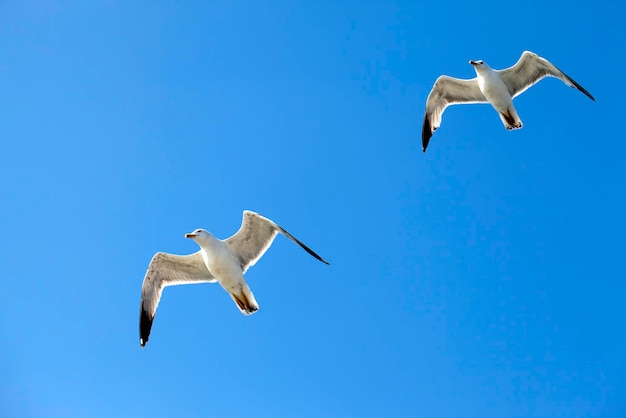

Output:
xmin=422 ymin=75 xmax=486 ymax=152
xmin=225 ymin=210 xmax=330 ymax=273
xmin=139 ymin=251 xmax=215 ymax=347
xmin=497 ymin=51 xmax=595 ymax=101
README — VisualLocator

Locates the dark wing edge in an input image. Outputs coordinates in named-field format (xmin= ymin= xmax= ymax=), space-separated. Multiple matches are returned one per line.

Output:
xmin=552 ymin=62 xmax=595 ymax=101
xmin=422 ymin=112 xmax=433 ymax=153
xmin=140 ymin=306 xmax=154 ymax=348
xmin=275 ymin=224 xmax=330 ymax=265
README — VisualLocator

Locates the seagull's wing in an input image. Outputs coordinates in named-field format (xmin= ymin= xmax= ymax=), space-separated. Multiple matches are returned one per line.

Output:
xmin=498 ymin=51 xmax=595 ymax=101
xmin=139 ymin=251 xmax=215 ymax=347
xmin=225 ymin=210 xmax=330 ymax=273
xmin=422 ymin=75 xmax=487 ymax=152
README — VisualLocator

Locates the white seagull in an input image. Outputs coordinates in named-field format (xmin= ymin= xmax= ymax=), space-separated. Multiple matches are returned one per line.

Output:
xmin=421 ymin=51 xmax=595 ymax=152
xmin=139 ymin=210 xmax=329 ymax=347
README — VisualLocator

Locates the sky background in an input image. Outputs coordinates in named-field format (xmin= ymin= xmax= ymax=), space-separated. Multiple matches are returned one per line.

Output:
xmin=1 ymin=1 xmax=625 ymax=417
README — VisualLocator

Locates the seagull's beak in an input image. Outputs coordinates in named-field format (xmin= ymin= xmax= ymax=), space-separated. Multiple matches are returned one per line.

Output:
xmin=469 ymin=60 xmax=477 ymax=66
xmin=185 ymin=233 xmax=196 ymax=238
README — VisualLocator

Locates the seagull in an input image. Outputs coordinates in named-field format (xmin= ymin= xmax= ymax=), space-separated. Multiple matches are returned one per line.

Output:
xmin=421 ymin=51 xmax=595 ymax=152
xmin=139 ymin=210 xmax=329 ymax=347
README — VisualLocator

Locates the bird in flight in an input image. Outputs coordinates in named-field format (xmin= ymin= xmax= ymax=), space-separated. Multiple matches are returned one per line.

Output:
xmin=421 ymin=51 xmax=595 ymax=152
xmin=139 ymin=210 xmax=329 ymax=347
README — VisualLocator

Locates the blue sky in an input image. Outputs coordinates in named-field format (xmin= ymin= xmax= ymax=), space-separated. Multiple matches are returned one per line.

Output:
xmin=1 ymin=1 xmax=625 ymax=417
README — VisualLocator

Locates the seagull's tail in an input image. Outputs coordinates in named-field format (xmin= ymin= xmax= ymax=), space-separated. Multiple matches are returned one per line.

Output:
xmin=498 ymin=107 xmax=523 ymax=131
xmin=230 ymin=285 xmax=259 ymax=315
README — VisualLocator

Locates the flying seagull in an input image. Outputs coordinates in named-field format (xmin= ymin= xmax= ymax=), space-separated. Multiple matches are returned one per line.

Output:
xmin=139 ymin=210 xmax=329 ymax=347
xmin=421 ymin=51 xmax=595 ymax=152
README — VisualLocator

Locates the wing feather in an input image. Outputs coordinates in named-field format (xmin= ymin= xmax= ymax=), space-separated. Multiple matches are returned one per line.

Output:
xmin=422 ymin=75 xmax=486 ymax=152
xmin=139 ymin=251 xmax=215 ymax=347
xmin=498 ymin=51 xmax=595 ymax=101
xmin=225 ymin=211 xmax=280 ymax=272
xmin=225 ymin=210 xmax=329 ymax=272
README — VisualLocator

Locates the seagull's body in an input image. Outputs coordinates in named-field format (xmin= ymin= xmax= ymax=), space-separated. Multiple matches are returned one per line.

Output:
xmin=139 ymin=210 xmax=329 ymax=347
xmin=421 ymin=51 xmax=595 ymax=152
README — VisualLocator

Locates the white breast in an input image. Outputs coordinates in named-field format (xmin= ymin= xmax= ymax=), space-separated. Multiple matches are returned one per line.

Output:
xmin=201 ymin=242 xmax=243 ymax=282
xmin=478 ymin=71 xmax=513 ymax=111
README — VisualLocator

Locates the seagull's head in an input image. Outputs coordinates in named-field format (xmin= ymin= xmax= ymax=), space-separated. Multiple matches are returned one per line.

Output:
xmin=185 ymin=229 xmax=213 ymax=244
xmin=469 ymin=59 xmax=490 ymax=73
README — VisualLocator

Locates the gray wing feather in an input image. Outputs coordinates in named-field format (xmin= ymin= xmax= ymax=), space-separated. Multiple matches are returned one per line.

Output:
xmin=422 ymin=76 xmax=487 ymax=152
xmin=225 ymin=210 xmax=330 ymax=273
xmin=497 ymin=51 xmax=595 ymax=101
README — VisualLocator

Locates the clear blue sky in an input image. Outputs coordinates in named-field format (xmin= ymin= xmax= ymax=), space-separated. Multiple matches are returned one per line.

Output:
xmin=1 ymin=1 xmax=625 ymax=417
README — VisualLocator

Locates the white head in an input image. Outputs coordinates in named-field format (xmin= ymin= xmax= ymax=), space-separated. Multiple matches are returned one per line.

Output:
xmin=185 ymin=229 xmax=214 ymax=245
xmin=469 ymin=59 xmax=491 ymax=74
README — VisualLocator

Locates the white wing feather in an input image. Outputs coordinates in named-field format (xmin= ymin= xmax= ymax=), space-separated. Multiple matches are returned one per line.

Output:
xmin=225 ymin=210 xmax=329 ymax=273
xmin=422 ymin=75 xmax=487 ymax=152
xmin=497 ymin=51 xmax=595 ymax=100
xmin=139 ymin=251 xmax=215 ymax=346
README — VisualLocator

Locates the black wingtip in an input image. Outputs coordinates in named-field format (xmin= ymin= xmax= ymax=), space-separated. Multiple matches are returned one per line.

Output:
xmin=422 ymin=113 xmax=432 ymax=153
xmin=587 ymin=91 xmax=596 ymax=102
xmin=558 ymin=66 xmax=596 ymax=102
xmin=277 ymin=225 xmax=330 ymax=265
xmin=574 ymin=83 xmax=595 ymax=102
xmin=139 ymin=307 xmax=154 ymax=348
xmin=300 ymin=242 xmax=330 ymax=265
